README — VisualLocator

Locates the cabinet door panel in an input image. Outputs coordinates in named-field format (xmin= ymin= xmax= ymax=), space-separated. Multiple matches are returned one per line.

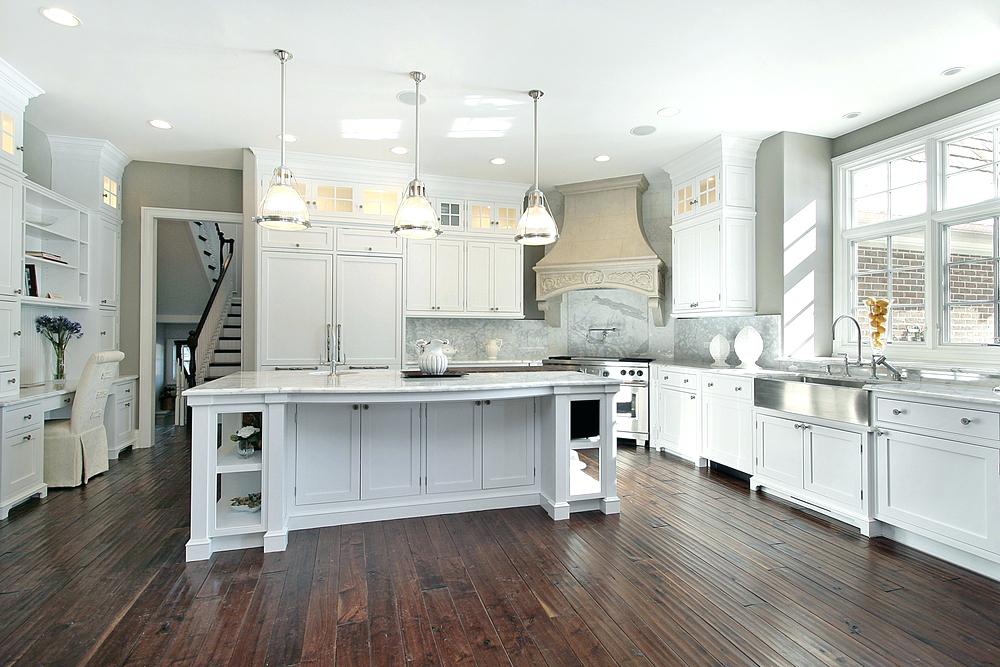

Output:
xmin=425 ymin=401 xmax=481 ymax=494
xmin=876 ymin=430 xmax=1000 ymax=552
xmin=434 ymin=240 xmax=465 ymax=312
xmin=704 ymin=396 xmax=752 ymax=473
xmin=295 ymin=404 xmax=360 ymax=505
xmin=465 ymin=242 xmax=492 ymax=313
xmin=2 ymin=428 xmax=42 ymax=501
xmin=260 ymin=251 xmax=332 ymax=366
xmin=98 ymin=311 xmax=118 ymax=352
xmin=97 ymin=218 xmax=121 ymax=307
xmin=804 ymin=425 xmax=862 ymax=511
xmin=405 ymin=240 xmax=435 ymax=312
xmin=361 ymin=404 xmax=421 ymax=499
xmin=656 ymin=387 xmax=700 ymax=460
xmin=724 ymin=216 xmax=754 ymax=310
xmin=671 ymin=226 xmax=697 ymax=309
xmin=754 ymin=415 xmax=803 ymax=488
xmin=0 ymin=171 xmax=21 ymax=297
xmin=492 ymin=244 xmax=521 ymax=313
xmin=0 ymin=299 xmax=19 ymax=367
xmin=483 ymin=398 xmax=534 ymax=489
xmin=696 ymin=220 xmax=722 ymax=308
xmin=337 ymin=255 xmax=401 ymax=366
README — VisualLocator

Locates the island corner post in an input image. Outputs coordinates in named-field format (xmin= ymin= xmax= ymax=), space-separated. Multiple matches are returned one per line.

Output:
xmin=184 ymin=371 xmax=621 ymax=562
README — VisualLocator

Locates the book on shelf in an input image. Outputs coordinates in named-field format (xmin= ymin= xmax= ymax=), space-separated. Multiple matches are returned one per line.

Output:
xmin=25 ymin=250 xmax=67 ymax=264
xmin=24 ymin=264 xmax=38 ymax=297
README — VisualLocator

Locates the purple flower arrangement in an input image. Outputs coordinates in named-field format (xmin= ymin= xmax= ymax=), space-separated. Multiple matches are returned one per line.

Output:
xmin=35 ymin=315 xmax=83 ymax=382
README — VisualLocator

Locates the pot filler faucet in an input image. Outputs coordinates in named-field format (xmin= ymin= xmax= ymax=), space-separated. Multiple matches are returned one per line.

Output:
xmin=831 ymin=314 xmax=903 ymax=381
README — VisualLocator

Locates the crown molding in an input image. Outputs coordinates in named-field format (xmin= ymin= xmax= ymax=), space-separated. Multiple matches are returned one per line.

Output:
xmin=0 ymin=57 xmax=43 ymax=105
xmin=48 ymin=135 xmax=130 ymax=171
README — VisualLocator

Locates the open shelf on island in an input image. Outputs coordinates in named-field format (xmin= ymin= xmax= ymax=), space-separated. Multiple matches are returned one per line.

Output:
xmin=217 ymin=444 xmax=262 ymax=473
xmin=215 ymin=496 xmax=264 ymax=532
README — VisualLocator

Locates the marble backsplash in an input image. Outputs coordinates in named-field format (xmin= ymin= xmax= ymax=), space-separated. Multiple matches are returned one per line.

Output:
xmin=673 ymin=314 xmax=782 ymax=367
xmin=554 ymin=288 xmax=674 ymax=359
xmin=404 ymin=318 xmax=548 ymax=362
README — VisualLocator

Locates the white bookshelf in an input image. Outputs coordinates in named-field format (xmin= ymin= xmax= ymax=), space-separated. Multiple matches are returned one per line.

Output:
xmin=22 ymin=183 xmax=90 ymax=306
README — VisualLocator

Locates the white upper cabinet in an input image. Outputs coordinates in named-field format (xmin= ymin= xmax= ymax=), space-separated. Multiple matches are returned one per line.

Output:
xmin=336 ymin=254 xmax=402 ymax=367
xmin=467 ymin=200 xmax=520 ymax=235
xmin=434 ymin=198 xmax=464 ymax=231
xmin=48 ymin=137 xmax=129 ymax=219
xmin=259 ymin=250 xmax=333 ymax=368
xmin=95 ymin=217 xmax=120 ymax=308
xmin=665 ymin=135 xmax=759 ymax=318
xmin=465 ymin=242 xmax=522 ymax=315
xmin=0 ymin=60 xmax=43 ymax=174
xmin=405 ymin=239 xmax=465 ymax=314
xmin=290 ymin=178 xmax=400 ymax=222
xmin=0 ymin=170 xmax=22 ymax=297
xmin=0 ymin=299 xmax=20 ymax=368
xmin=260 ymin=224 xmax=335 ymax=252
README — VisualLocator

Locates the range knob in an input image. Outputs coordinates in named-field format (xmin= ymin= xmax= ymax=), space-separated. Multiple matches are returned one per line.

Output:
xmin=637 ymin=370 xmax=644 ymax=376
xmin=620 ymin=369 xmax=627 ymax=375
xmin=628 ymin=370 xmax=636 ymax=376
xmin=602 ymin=370 xmax=610 ymax=377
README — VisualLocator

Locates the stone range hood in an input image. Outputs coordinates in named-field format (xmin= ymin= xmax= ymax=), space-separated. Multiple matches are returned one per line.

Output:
xmin=533 ymin=174 xmax=666 ymax=327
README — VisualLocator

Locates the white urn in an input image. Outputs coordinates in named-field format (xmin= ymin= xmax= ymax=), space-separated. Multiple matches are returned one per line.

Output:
xmin=415 ymin=339 xmax=450 ymax=375
xmin=734 ymin=326 xmax=764 ymax=369
xmin=485 ymin=338 xmax=503 ymax=361
xmin=708 ymin=334 xmax=730 ymax=368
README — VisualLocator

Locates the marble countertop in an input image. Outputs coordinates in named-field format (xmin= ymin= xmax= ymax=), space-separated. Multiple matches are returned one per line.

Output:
xmin=652 ymin=360 xmax=792 ymax=377
xmin=867 ymin=380 xmax=1000 ymax=407
xmin=0 ymin=374 xmax=139 ymax=407
xmin=402 ymin=359 xmax=543 ymax=368
xmin=184 ymin=370 xmax=619 ymax=396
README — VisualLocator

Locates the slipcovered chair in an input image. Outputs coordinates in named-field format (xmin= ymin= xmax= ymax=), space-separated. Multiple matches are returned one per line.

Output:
xmin=43 ymin=350 xmax=125 ymax=487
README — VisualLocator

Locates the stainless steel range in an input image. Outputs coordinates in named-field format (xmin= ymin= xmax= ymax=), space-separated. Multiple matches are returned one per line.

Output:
xmin=544 ymin=356 xmax=652 ymax=446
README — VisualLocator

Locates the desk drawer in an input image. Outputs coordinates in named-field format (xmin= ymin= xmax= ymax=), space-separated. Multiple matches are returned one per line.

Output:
xmin=336 ymin=228 xmax=403 ymax=255
xmin=116 ymin=380 xmax=137 ymax=401
xmin=658 ymin=369 xmax=698 ymax=390
xmin=875 ymin=397 xmax=1000 ymax=441
xmin=0 ymin=369 xmax=18 ymax=395
xmin=4 ymin=403 xmax=43 ymax=436
xmin=2 ymin=426 xmax=42 ymax=500
xmin=703 ymin=374 xmax=752 ymax=399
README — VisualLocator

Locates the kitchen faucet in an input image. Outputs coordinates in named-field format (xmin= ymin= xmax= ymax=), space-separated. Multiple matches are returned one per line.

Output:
xmin=831 ymin=314 xmax=863 ymax=376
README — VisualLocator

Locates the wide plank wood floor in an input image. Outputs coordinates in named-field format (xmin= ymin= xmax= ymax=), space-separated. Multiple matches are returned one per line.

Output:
xmin=2 ymin=422 xmax=1000 ymax=666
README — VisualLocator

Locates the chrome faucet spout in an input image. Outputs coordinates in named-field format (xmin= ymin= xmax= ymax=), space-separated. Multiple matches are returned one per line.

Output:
xmin=832 ymin=314 xmax=863 ymax=367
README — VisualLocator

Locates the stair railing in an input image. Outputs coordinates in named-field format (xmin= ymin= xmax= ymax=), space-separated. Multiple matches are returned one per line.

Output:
xmin=187 ymin=228 xmax=237 ymax=386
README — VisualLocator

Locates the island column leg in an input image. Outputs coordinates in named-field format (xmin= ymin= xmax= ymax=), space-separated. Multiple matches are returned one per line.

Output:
xmin=185 ymin=403 xmax=214 ymax=561
xmin=540 ymin=393 xmax=571 ymax=520
xmin=263 ymin=400 xmax=288 ymax=553
xmin=600 ymin=387 xmax=621 ymax=515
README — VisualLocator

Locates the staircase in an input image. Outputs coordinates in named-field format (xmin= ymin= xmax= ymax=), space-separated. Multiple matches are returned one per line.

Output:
xmin=205 ymin=298 xmax=242 ymax=381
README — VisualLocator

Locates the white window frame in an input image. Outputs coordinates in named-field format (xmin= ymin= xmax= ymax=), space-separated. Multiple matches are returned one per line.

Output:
xmin=833 ymin=98 xmax=1000 ymax=365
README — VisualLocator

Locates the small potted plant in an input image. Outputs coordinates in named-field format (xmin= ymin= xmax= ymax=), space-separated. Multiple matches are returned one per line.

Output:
xmin=230 ymin=425 xmax=261 ymax=458
xmin=35 ymin=315 xmax=83 ymax=385
xmin=159 ymin=384 xmax=177 ymax=411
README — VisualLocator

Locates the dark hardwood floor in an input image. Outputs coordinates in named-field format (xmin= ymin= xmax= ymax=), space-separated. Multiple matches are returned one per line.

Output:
xmin=3 ymin=424 xmax=1000 ymax=666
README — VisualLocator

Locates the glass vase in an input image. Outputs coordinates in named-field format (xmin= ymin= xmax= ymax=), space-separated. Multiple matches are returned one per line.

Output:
xmin=235 ymin=438 xmax=256 ymax=458
xmin=53 ymin=346 xmax=66 ymax=385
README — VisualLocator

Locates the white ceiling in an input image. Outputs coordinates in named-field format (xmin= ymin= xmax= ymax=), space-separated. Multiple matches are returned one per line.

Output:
xmin=3 ymin=0 xmax=1000 ymax=186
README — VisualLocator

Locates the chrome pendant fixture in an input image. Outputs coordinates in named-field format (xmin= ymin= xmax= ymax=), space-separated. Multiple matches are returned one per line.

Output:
xmin=392 ymin=71 xmax=440 ymax=239
xmin=255 ymin=49 xmax=310 ymax=231
xmin=514 ymin=89 xmax=559 ymax=245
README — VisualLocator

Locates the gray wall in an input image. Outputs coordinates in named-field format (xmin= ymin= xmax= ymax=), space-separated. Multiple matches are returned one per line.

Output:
xmin=833 ymin=73 xmax=1000 ymax=157
xmin=755 ymin=132 xmax=834 ymax=358
xmin=121 ymin=161 xmax=243 ymax=375
xmin=21 ymin=121 xmax=51 ymax=188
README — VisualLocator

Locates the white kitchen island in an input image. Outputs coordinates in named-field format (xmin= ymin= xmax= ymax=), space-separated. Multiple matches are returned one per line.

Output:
xmin=183 ymin=370 xmax=621 ymax=561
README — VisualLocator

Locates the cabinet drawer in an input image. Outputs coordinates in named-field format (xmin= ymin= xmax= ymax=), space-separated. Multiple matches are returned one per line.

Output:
xmin=703 ymin=374 xmax=752 ymax=398
xmin=336 ymin=228 xmax=402 ymax=255
xmin=2 ymin=426 xmax=42 ymax=500
xmin=116 ymin=400 xmax=135 ymax=441
xmin=658 ymin=369 xmax=698 ymax=390
xmin=115 ymin=380 xmax=136 ymax=401
xmin=0 ymin=369 xmax=18 ymax=394
xmin=260 ymin=225 xmax=334 ymax=251
xmin=876 ymin=397 xmax=999 ymax=441
xmin=4 ymin=402 xmax=43 ymax=436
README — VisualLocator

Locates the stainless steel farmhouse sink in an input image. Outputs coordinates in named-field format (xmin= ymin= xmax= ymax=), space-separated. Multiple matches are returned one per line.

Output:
xmin=753 ymin=374 xmax=875 ymax=426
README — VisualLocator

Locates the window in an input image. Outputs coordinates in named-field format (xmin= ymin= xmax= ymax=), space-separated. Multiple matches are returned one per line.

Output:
xmin=0 ymin=112 xmax=13 ymax=156
xmin=850 ymin=150 xmax=926 ymax=226
xmin=944 ymin=218 xmax=999 ymax=344
xmin=850 ymin=230 xmax=927 ymax=344
xmin=835 ymin=101 xmax=1000 ymax=362
xmin=439 ymin=201 xmax=461 ymax=227
xmin=944 ymin=128 xmax=998 ymax=209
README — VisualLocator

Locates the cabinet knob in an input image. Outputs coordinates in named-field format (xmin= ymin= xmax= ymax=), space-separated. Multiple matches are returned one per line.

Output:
xmin=23 ymin=414 xmax=31 ymax=420
xmin=707 ymin=382 xmax=713 ymax=387
xmin=13 ymin=288 xmax=22 ymax=295
xmin=13 ymin=330 xmax=21 ymax=336
xmin=682 ymin=378 xmax=689 ymax=383
xmin=891 ymin=408 xmax=904 ymax=416
xmin=475 ymin=400 xmax=481 ymax=406
xmin=690 ymin=302 xmax=698 ymax=308
xmin=363 ymin=404 xmax=369 ymax=410
xmin=794 ymin=423 xmax=802 ymax=429
xmin=960 ymin=417 xmax=972 ymax=426
xmin=690 ymin=395 xmax=696 ymax=400
xmin=64 ymin=397 xmax=71 ymax=403
xmin=7 ymin=378 xmax=16 ymax=384
xmin=734 ymin=386 xmax=742 ymax=391
xmin=352 ymin=404 xmax=359 ymax=410
xmin=367 ymin=247 xmax=373 ymax=251
xmin=22 ymin=434 xmax=32 ymax=441
xmin=485 ymin=400 xmax=491 ymax=405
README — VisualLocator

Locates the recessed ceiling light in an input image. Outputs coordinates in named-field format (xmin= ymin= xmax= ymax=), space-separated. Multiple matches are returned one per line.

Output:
xmin=396 ymin=90 xmax=427 ymax=106
xmin=941 ymin=66 xmax=965 ymax=77
xmin=277 ymin=133 xmax=297 ymax=142
xmin=40 ymin=7 xmax=80 ymax=26
xmin=629 ymin=125 xmax=656 ymax=136
xmin=656 ymin=106 xmax=681 ymax=118
xmin=842 ymin=111 xmax=861 ymax=119
xmin=594 ymin=155 xmax=611 ymax=163
xmin=148 ymin=119 xmax=173 ymax=130
xmin=390 ymin=146 xmax=408 ymax=155
xmin=489 ymin=157 xmax=506 ymax=165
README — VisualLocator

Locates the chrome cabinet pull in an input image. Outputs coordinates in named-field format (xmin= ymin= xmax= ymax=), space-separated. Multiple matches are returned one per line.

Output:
xmin=689 ymin=395 xmax=696 ymax=400
xmin=22 ymin=434 xmax=32 ymax=441
xmin=734 ymin=386 xmax=742 ymax=392
xmin=794 ymin=423 xmax=802 ymax=429
xmin=352 ymin=404 xmax=359 ymax=410
xmin=13 ymin=330 xmax=21 ymax=336
xmin=7 ymin=377 xmax=17 ymax=384
xmin=891 ymin=408 xmax=904 ymax=416
xmin=960 ymin=417 xmax=972 ymax=426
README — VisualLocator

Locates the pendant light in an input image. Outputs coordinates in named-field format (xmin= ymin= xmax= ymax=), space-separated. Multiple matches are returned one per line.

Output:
xmin=254 ymin=49 xmax=310 ymax=231
xmin=392 ymin=71 xmax=441 ymax=239
xmin=514 ymin=89 xmax=559 ymax=245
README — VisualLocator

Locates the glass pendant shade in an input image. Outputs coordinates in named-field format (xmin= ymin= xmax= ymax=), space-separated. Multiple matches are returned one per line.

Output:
xmin=514 ymin=188 xmax=559 ymax=245
xmin=393 ymin=180 xmax=440 ymax=238
xmin=257 ymin=167 xmax=310 ymax=231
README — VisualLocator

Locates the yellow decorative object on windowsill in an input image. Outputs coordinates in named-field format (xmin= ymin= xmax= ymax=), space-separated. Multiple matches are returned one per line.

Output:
xmin=865 ymin=297 xmax=890 ymax=351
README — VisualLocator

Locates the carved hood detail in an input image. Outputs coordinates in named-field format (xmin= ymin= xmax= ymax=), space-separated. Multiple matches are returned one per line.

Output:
xmin=533 ymin=174 xmax=666 ymax=327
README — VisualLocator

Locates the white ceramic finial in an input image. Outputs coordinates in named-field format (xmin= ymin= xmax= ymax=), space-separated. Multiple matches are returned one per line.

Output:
xmin=734 ymin=326 xmax=764 ymax=369
xmin=709 ymin=334 xmax=730 ymax=367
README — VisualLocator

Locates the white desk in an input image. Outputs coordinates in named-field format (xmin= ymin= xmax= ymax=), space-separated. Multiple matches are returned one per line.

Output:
xmin=0 ymin=374 xmax=138 ymax=519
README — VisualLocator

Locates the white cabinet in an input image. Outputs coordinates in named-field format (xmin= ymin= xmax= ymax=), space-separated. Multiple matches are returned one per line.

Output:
xmin=425 ymin=401 xmax=482 ymax=494
xmin=405 ymin=239 xmax=465 ymax=314
xmin=295 ymin=404 xmax=361 ymax=505
xmin=0 ymin=299 xmax=20 ymax=368
xmin=95 ymin=217 xmax=120 ymax=308
xmin=671 ymin=213 xmax=754 ymax=317
xmin=259 ymin=251 xmax=333 ymax=368
xmin=115 ymin=396 xmax=134 ymax=444
xmin=703 ymin=374 xmax=753 ymax=474
xmin=48 ymin=137 xmax=128 ymax=219
xmin=2 ymin=427 xmax=42 ymax=506
xmin=875 ymin=429 xmax=1000 ymax=554
xmin=0 ymin=108 xmax=22 ymax=172
xmin=482 ymin=398 xmax=535 ymax=489
xmin=434 ymin=199 xmax=464 ymax=231
xmin=97 ymin=310 xmax=119 ymax=352
xmin=358 ymin=185 xmax=400 ymax=220
xmin=804 ymin=424 xmax=863 ymax=511
xmin=336 ymin=228 xmax=402 ymax=255
xmin=260 ymin=225 xmax=335 ymax=251
xmin=754 ymin=415 xmax=803 ymax=488
xmin=653 ymin=384 xmax=701 ymax=462
xmin=673 ymin=169 xmax=721 ymax=220
xmin=336 ymin=255 xmax=402 ymax=367
xmin=0 ymin=170 xmax=22 ymax=297
xmin=293 ymin=179 xmax=356 ymax=216
xmin=360 ymin=403 xmax=421 ymax=500
xmin=467 ymin=201 xmax=520 ymax=234
xmin=465 ymin=242 xmax=522 ymax=315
